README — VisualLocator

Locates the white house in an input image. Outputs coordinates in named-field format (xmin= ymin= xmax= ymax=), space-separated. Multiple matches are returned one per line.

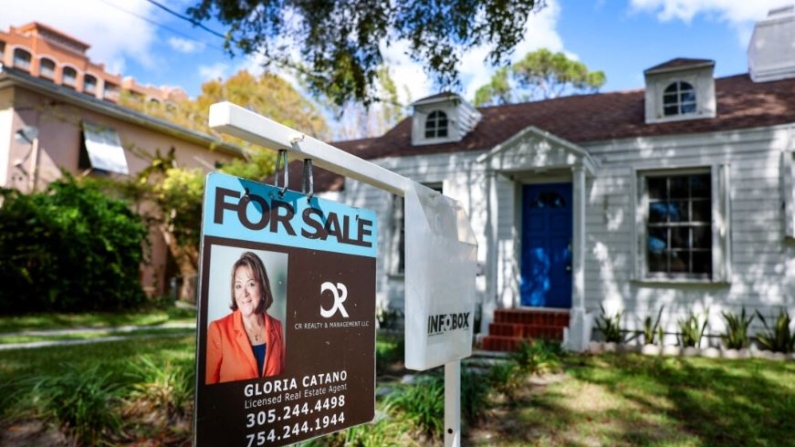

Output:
xmin=310 ymin=7 xmax=795 ymax=351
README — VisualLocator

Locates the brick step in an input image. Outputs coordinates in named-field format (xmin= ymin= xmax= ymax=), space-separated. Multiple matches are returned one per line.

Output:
xmin=493 ymin=309 xmax=570 ymax=327
xmin=488 ymin=323 xmax=565 ymax=339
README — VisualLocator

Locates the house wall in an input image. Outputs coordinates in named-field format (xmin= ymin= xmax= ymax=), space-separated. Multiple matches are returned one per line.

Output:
xmin=341 ymin=123 xmax=795 ymax=345
xmin=582 ymin=125 xmax=795 ymax=344
xmin=2 ymin=86 xmax=241 ymax=296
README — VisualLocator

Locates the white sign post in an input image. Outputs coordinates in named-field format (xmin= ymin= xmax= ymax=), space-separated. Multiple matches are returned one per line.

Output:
xmin=210 ymin=102 xmax=478 ymax=447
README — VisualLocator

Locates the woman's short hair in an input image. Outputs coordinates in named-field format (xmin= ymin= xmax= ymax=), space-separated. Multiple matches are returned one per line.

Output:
xmin=229 ymin=251 xmax=273 ymax=313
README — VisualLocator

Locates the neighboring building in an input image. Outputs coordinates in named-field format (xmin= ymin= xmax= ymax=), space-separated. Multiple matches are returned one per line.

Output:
xmin=0 ymin=23 xmax=245 ymax=297
xmin=0 ymin=22 xmax=187 ymax=104
xmin=322 ymin=7 xmax=795 ymax=351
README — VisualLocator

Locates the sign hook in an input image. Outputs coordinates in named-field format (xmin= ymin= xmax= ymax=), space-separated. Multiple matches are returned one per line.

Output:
xmin=274 ymin=149 xmax=289 ymax=196
xmin=302 ymin=158 xmax=314 ymax=202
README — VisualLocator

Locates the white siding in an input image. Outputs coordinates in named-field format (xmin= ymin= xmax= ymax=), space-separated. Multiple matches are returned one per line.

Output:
xmin=581 ymin=126 xmax=795 ymax=342
xmin=340 ymin=120 xmax=795 ymax=344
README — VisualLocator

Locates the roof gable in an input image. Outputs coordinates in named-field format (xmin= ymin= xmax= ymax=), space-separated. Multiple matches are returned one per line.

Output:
xmin=476 ymin=126 xmax=598 ymax=174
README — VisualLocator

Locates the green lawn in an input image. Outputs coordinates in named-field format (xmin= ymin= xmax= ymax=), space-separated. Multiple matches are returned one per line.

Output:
xmin=0 ymin=327 xmax=195 ymax=345
xmin=0 ymin=307 xmax=196 ymax=334
xmin=1 ymin=326 xmax=794 ymax=446
xmin=465 ymin=354 xmax=795 ymax=447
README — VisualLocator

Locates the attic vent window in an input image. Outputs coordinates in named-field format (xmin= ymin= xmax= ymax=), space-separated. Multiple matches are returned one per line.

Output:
xmin=425 ymin=110 xmax=448 ymax=139
xmin=663 ymin=81 xmax=696 ymax=116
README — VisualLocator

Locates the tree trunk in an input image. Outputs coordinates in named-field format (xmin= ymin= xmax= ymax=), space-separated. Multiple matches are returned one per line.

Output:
xmin=161 ymin=224 xmax=199 ymax=304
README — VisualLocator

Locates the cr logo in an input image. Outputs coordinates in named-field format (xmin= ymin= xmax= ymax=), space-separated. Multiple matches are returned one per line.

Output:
xmin=320 ymin=282 xmax=349 ymax=318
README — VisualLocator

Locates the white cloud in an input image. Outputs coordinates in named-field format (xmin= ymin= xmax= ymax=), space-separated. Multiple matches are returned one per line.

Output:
xmin=0 ymin=0 xmax=158 ymax=74
xmin=169 ymin=37 xmax=205 ymax=54
xmin=629 ymin=0 xmax=786 ymax=24
xmin=198 ymin=62 xmax=231 ymax=81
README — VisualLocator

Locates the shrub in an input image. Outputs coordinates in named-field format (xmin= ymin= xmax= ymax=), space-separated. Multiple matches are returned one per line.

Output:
xmin=384 ymin=374 xmax=444 ymax=439
xmin=721 ymin=307 xmax=754 ymax=350
xmin=641 ymin=306 xmax=665 ymax=345
xmin=678 ymin=310 xmax=708 ymax=348
xmin=755 ymin=308 xmax=795 ymax=354
xmin=461 ymin=366 xmax=490 ymax=426
xmin=126 ymin=356 xmax=195 ymax=421
xmin=487 ymin=361 xmax=523 ymax=401
xmin=595 ymin=305 xmax=624 ymax=343
xmin=0 ymin=175 xmax=148 ymax=313
xmin=31 ymin=365 xmax=123 ymax=445
xmin=511 ymin=340 xmax=563 ymax=376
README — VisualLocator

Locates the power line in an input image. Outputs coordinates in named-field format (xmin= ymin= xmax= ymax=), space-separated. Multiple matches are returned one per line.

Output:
xmin=95 ymin=0 xmax=225 ymax=51
xmin=143 ymin=0 xmax=228 ymax=40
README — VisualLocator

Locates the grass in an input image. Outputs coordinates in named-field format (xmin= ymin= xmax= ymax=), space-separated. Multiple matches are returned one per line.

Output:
xmin=0 ymin=307 xmax=196 ymax=334
xmin=0 ymin=327 xmax=194 ymax=345
xmin=2 ymin=315 xmax=795 ymax=446
xmin=465 ymin=353 xmax=795 ymax=447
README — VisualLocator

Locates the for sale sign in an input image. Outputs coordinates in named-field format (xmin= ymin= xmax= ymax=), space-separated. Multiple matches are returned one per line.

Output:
xmin=194 ymin=172 xmax=376 ymax=446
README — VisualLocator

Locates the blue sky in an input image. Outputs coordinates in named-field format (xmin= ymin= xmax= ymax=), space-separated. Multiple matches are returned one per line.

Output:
xmin=1 ymin=0 xmax=789 ymax=110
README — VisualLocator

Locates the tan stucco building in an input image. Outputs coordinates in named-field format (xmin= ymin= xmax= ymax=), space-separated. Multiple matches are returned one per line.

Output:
xmin=0 ymin=22 xmax=245 ymax=297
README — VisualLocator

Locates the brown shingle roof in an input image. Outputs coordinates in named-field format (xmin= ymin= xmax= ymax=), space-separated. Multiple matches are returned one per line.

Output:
xmin=645 ymin=58 xmax=714 ymax=73
xmin=316 ymin=73 xmax=795 ymax=192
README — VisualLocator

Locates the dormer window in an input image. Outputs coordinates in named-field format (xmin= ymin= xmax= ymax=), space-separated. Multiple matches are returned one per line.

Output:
xmin=425 ymin=110 xmax=448 ymax=139
xmin=643 ymin=58 xmax=716 ymax=124
xmin=410 ymin=93 xmax=481 ymax=146
xmin=663 ymin=82 xmax=696 ymax=116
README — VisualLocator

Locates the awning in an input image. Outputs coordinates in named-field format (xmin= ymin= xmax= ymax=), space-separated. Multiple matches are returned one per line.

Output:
xmin=81 ymin=121 xmax=129 ymax=175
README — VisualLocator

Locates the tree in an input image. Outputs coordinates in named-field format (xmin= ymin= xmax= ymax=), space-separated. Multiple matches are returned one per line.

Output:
xmin=121 ymin=70 xmax=329 ymax=150
xmin=473 ymin=49 xmax=606 ymax=106
xmin=331 ymin=64 xmax=408 ymax=139
xmin=187 ymin=0 xmax=547 ymax=107
xmin=118 ymin=70 xmax=331 ymax=302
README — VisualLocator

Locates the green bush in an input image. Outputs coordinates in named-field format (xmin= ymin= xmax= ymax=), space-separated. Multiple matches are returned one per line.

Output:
xmin=641 ymin=306 xmax=665 ymax=345
xmin=678 ymin=311 xmax=708 ymax=348
xmin=0 ymin=175 xmax=148 ymax=313
xmin=487 ymin=361 xmax=523 ymax=401
xmin=384 ymin=374 xmax=444 ymax=439
xmin=511 ymin=340 xmax=563 ymax=375
xmin=595 ymin=305 xmax=624 ymax=343
xmin=31 ymin=365 xmax=123 ymax=445
xmin=126 ymin=356 xmax=195 ymax=421
xmin=721 ymin=307 xmax=754 ymax=350
xmin=461 ymin=367 xmax=490 ymax=426
xmin=756 ymin=308 xmax=795 ymax=353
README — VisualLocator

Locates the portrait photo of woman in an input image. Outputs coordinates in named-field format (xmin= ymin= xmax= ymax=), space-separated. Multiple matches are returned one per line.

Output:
xmin=205 ymin=250 xmax=286 ymax=384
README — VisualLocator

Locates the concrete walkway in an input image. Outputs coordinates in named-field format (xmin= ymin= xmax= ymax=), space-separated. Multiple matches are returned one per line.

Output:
xmin=0 ymin=322 xmax=196 ymax=351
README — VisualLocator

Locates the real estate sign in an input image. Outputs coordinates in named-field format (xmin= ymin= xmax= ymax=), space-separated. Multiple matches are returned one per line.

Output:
xmin=194 ymin=172 xmax=376 ymax=446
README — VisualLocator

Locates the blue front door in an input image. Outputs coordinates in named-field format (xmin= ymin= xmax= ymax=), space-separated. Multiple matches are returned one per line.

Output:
xmin=520 ymin=183 xmax=573 ymax=308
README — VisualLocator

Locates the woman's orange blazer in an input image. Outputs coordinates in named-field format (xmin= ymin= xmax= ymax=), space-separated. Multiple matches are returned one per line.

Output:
xmin=206 ymin=309 xmax=285 ymax=384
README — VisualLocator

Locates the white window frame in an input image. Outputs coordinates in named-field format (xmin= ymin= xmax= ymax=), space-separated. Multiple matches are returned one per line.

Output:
xmin=632 ymin=164 xmax=731 ymax=283
xmin=663 ymin=81 xmax=696 ymax=117
xmin=424 ymin=110 xmax=449 ymax=139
